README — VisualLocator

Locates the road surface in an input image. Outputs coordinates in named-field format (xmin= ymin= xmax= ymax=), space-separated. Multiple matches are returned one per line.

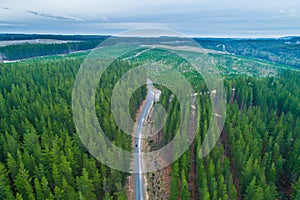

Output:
xmin=134 ymin=79 xmax=154 ymax=200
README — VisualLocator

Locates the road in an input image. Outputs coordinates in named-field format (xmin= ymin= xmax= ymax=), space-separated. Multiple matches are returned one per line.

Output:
xmin=134 ymin=79 xmax=154 ymax=200
xmin=122 ymin=47 xmax=154 ymax=61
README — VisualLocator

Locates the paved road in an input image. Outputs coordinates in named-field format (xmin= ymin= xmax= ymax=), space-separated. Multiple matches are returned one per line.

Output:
xmin=135 ymin=79 xmax=154 ymax=200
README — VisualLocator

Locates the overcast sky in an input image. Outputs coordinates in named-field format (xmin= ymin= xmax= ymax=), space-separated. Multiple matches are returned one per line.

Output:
xmin=0 ymin=0 xmax=299 ymax=37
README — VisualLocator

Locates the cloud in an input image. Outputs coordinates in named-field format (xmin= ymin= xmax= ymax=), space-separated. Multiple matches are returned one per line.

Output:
xmin=69 ymin=14 xmax=108 ymax=22
xmin=0 ymin=21 xmax=27 ymax=27
xmin=289 ymin=9 xmax=296 ymax=17
xmin=27 ymin=10 xmax=108 ymax=23
xmin=0 ymin=23 xmax=14 ymax=26
xmin=279 ymin=9 xmax=286 ymax=14
xmin=277 ymin=9 xmax=297 ymax=18
xmin=0 ymin=0 xmax=299 ymax=36
xmin=27 ymin=10 xmax=73 ymax=20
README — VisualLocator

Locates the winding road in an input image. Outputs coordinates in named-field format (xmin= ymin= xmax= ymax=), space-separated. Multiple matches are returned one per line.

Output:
xmin=134 ymin=79 xmax=154 ymax=200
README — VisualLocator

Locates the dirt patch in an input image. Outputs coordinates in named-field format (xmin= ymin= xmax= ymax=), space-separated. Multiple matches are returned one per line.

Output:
xmin=188 ymin=141 xmax=197 ymax=199
xmin=143 ymin=104 xmax=172 ymax=200
xmin=144 ymin=137 xmax=172 ymax=200
xmin=126 ymin=174 xmax=135 ymax=200
xmin=187 ymin=96 xmax=197 ymax=199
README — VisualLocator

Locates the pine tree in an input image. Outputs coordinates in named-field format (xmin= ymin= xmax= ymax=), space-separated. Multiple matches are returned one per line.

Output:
xmin=0 ymin=93 xmax=7 ymax=119
xmin=180 ymin=170 xmax=190 ymax=200
xmin=3 ymin=132 xmax=19 ymax=158
xmin=0 ymin=163 xmax=14 ymax=200
xmin=34 ymin=178 xmax=44 ymax=200
xmin=76 ymin=168 xmax=96 ymax=199
xmin=41 ymin=176 xmax=52 ymax=199
xmin=103 ymin=192 xmax=113 ymax=200
xmin=52 ymin=164 xmax=61 ymax=188
xmin=23 ymin=127 xmax=41 ymax=158
xmin=244 ymin=177 xmax=264 ymax=200
xmin=199 ymin=174 xmax=210 ymax=200
xmin=62 ymin=177 xmax=77 ymax=199
xmin=292 ymin=177 xmax=300 ymax=200
xmin=169 ymin=162 xmax=179 ymax=200
xmin=14 ymin=162 xmax=35 ymax=200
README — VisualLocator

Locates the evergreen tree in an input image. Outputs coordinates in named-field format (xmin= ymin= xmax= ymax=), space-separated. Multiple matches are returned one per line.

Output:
xmin=180 ymin=170 xmax=190 ymax=200
xmin=76 ymin=168 xmax=96 ymax=199
xmin=14 ymin=162 xmax=35 ymax=200
xmin=0 ymin=163 xmax=14 ymax=200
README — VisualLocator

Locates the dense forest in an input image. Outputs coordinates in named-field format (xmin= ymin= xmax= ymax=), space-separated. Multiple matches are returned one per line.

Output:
xmin=153 ymin=70 xmax=300 ymax=199
xmin=0 ymin=34 xmax=108 ymax=41
xmin=0 ymin=45 xmax=299 ymax=200
xmin=0 ymin=41 xmax=102 ymax=61
xmin=195 ymin=37 xmax=300 ymax=68
xmin=0 ymin=57 xmax=146 ymax=199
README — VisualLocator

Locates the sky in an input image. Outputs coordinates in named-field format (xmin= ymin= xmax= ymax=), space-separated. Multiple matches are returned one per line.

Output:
xmin=0 ymin=0 xmax=299 ymax=37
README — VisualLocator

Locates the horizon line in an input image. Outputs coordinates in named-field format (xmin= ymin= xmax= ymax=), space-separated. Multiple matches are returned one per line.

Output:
xmin=0 ymin=32 xmax=299 ymax=39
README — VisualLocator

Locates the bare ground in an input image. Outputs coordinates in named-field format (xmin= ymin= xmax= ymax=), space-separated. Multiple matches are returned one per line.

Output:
xmin=143 ymin=104 xmax=172 ymax=200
